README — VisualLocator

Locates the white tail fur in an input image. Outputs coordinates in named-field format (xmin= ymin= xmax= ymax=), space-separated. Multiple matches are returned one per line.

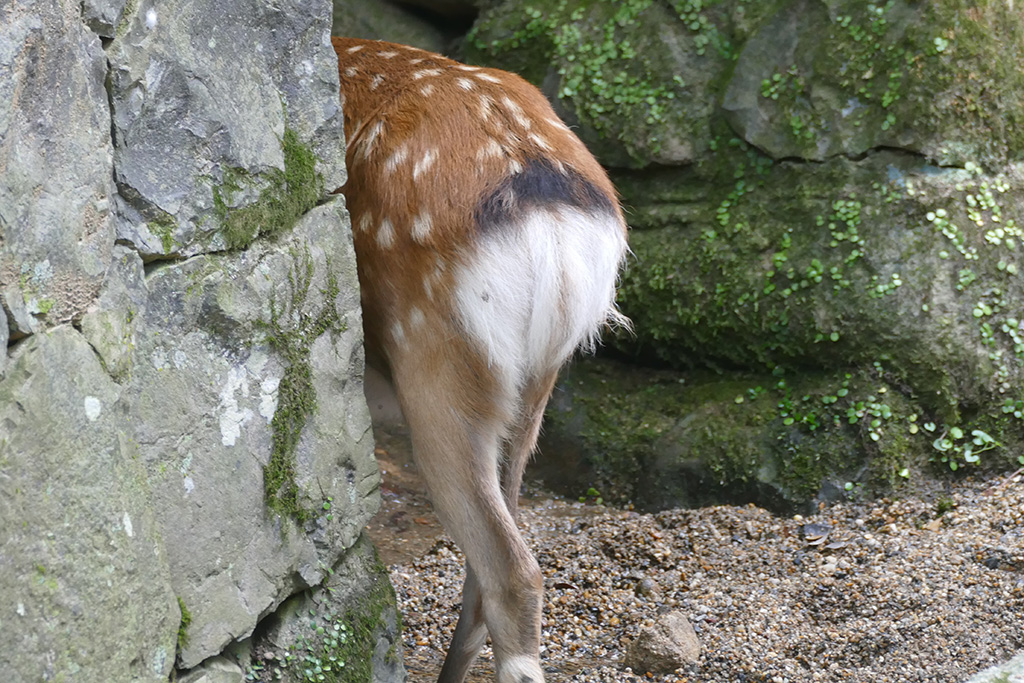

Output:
xmin=332 ymin=37 xmax=629 ymax=683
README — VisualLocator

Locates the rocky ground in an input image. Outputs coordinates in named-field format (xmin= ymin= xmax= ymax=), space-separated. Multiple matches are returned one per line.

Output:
xmin=366 ymin=430 xmax=1023 ymax=683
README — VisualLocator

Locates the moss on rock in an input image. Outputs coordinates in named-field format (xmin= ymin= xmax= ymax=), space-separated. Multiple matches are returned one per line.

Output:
xmin=215 ymin=128 xmax=324 ymax=251
xmin=260 ymin=248 xmax=346 ymax=523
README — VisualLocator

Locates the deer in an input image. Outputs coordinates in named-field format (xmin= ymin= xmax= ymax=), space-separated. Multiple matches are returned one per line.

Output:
xmin=331 ymin=37 xmax=629 ymax=683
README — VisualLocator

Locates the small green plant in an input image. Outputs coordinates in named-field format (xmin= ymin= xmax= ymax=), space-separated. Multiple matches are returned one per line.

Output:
xmin=935 ymin=496 xmax=955 ymax=515
xmin=579 ymin=487 xmax=604 ymax=505
xmin=926 ymin=425 xmax=999 ymax=470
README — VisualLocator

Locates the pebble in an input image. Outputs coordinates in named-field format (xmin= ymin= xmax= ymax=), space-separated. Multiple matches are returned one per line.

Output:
xmin=388 ymin=471 xmax=1024 ymax=682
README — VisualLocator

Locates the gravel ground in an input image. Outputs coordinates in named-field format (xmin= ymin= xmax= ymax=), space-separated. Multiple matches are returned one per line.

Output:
xmin=368 ymin=437 xmax=1023 ymax=683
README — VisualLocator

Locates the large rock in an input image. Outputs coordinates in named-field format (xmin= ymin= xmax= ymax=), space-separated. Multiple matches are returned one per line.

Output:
xmin=540 ymin=358 xmax=907 ymax=512
xmin=0 ymin=0 xmax=115 ymax=333
xmin=721 ymin=1 xmax=1024 ymax=166
xmin=107 ymin=0 xmax=346 ymax=258
xmin=465 ymin=1 xmax=1024 ymax=169
xmin=463 ymin=0 xmax=1024 ymax=501
xmin=2 ymin=0 xmax=402 ymax=680
xmin=464 ymin=0 xmax=734 ymax=167
xmin=84 ymin=201 xmax=379 ymax=668
xmin=615 ymin=154 xmax=1024 ymax=420
xmin=0 ymin=328 xmax=179 ymax=682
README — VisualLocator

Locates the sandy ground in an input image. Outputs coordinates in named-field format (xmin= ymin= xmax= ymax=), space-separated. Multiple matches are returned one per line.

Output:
xmin=366 ymin=428 xmax=1023 ymax=683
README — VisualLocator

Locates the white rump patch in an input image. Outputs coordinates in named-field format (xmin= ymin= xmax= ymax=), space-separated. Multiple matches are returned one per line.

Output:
xmin=454 ymin=207 xmax=627 ymax=393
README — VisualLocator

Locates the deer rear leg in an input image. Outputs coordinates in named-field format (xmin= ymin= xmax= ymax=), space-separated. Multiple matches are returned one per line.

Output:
xmin=390 ymin=354 xmax=545 ymax=683
xmin=437 ymin=565 xmax=486 ymax=683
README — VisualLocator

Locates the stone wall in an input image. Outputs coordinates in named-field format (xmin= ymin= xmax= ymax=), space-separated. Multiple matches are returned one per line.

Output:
xmin=0 ymin=1 xmax=402 ymax=681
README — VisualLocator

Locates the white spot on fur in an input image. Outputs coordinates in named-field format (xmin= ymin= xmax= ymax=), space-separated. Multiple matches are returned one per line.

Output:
xmin=456 ymin=77 xmax=475 ymax=91
xmin=377 ymin=218 xmax=395 ymax=248
xmin=508 ymin=159 xmax=524 ymax=175
xmin=413 ymin=149 xmax=437 ymax=180
xmin=346 ymin=45 xmax=364 ymax=53
xmin=475 ymin=72 xmax=502 ymax=83
xmin=378 ymin=50 xmax=399 ymax=58
xmin=412 ymin=212 xmax=433 ymax=242
xmin=410 ymin=58 xmax=424 ymax=65
xmin=370 ymin=74 xmax=385 ymax=90
xmin=456 ymin=64 xmax=481 ymax=72
xmin=385 ymin=144 xmax=409 ymax=175
xmin=502 ymin=96 xmax=530 ymax=129
xmin=477 ymin=138 xmax=503 ymax=161
xmin=344 ymin=67 xmax=358 ymax=78
xmin=420 ymin=84 xmax=435 ymax=97
xmin=357 ymin=213 xmax=373 ymax=233
xmin=479 ymin=94 xmax=495 ymax=120
xmin=423 ymin=275 xmax=434 ymax=300
xmin=391 ymin=320 xmax=406 ymax=346
xmin=547 ymin=117 xmax=569 ymax=130
xmin=528 ymin=133 xmax=552 ymax=151
xmin=454 ymin=207 xmax=627 ymax=392
xmin=412 ymin=68 xmax=442 ymax=80
xmin=361 ymin=121 xmax=383 ymax=159
xmin=409 ymin=307 xmax=425 ymax=328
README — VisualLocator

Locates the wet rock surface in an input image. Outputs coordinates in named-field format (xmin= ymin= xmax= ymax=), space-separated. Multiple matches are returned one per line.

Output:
xmin=367 ymin=430 xmax=1023 ymax=682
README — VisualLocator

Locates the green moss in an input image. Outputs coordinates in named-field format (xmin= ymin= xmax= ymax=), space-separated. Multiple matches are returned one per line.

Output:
xmin=546 ymin=359 xmax=923 ymax=511
xmin=465 ymin=0 xmax=704 ymax=162
xmin=215 ymin=128 xmax=324 ymax=251
xmin=260 ymin=249 xmax=345 ymax=523
xmin=115 ymin=0 xmax=141 ymax=38
xmin=149 ymin=210 xmax=177 ymax=255
xmin=176 ymin=597 xmax=191 ymax=651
